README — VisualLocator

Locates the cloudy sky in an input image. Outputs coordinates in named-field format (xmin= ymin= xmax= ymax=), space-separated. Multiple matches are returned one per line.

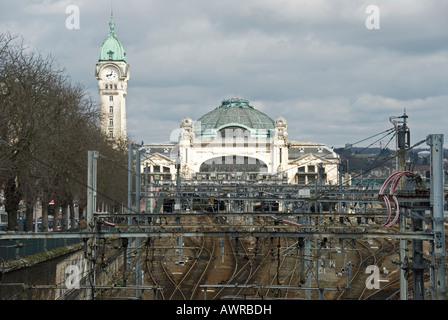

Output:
xmin=1 ymin=0 xmax=447 ymax=149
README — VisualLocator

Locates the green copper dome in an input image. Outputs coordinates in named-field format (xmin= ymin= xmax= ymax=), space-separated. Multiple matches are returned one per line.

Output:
xmin=197 ymin=98 xmax=274 ymax=137
xmin=99 ymin=16 xmax=126 ymax=62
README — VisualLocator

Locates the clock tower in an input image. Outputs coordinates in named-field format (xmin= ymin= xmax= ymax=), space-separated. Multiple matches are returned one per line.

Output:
xmin=95 ymin=13 xmax=130 ymax=141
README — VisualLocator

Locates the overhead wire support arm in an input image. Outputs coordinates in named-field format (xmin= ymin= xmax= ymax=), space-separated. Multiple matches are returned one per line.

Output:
xmin=344 ymin=127 xmax=395 ymax=149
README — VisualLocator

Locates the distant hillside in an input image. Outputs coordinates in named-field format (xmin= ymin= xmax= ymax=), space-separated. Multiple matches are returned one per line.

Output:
xmin=334 ymin=147 xmax=447 ymax=174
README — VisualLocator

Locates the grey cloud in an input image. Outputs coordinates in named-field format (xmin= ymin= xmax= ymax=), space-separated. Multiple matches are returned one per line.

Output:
xmin=1 ymin=0 xmax=446 ymax=148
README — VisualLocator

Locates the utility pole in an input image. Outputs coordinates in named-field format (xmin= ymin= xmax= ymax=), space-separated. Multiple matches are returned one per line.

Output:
xmin=128 ymin=142 xmax=133 ymax=223
xmin=427 ymin=134 xmax=446 ymax=300
xmin=86 ymin=150 xmax=99 ymax=300
xmin=412 ymin=207 xmax=425 ymax=299
xmin=391 ymin=111 xmax=410 ymax=300
xmin=124 ymin=143 xmax=133 ymax=294
xmin=135 ymin=145 xmax=142 ymax=299
xmin=175 ymin=158 xmax=183 ymax=264
xmin=127 ymin=143 xmax=145 ymax=299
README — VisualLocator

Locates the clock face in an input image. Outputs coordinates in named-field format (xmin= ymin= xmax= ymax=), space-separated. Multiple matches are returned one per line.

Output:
xmin=105 ymin=68 xmax=117 ymax=81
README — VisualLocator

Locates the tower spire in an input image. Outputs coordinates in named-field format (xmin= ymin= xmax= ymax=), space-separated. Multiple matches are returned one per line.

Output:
xmin=109 ymin=1 xmax=115 ymax=32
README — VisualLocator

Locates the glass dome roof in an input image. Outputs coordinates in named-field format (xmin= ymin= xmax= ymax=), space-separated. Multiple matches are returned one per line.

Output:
xmin=197 ymin=98 xmax=274 ymax=136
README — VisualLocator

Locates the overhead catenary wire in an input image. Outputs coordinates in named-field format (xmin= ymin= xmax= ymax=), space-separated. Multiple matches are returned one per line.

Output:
xmin=0 ymin=128 xmax=430 ymax=222
xmin=345 ymin=127 xmax=396 ymax=149
xmin=100 ymin=126 xmax=422 ymax=218
xmin=272 ymin=135 xmax=430 ymax=225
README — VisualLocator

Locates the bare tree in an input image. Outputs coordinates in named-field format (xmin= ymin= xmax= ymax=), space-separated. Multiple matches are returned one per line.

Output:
xmin=0 ymin=32 xmax=129 ymax=231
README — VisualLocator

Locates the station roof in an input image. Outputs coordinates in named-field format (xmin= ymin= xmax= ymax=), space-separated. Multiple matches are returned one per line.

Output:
xmin=197 ymin=98 xmax=274 ymax=135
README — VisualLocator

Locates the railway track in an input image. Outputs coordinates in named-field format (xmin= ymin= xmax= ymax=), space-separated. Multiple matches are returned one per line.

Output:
xmin=144 ymin=216 xmax=216 ymax=300
xmin=94 ymin=212 xmax=445 ymax=300
xmin=336 ymin=237 xmax=398 ymax=300
xmin=210 ymin=233 xmax=269 ymax=299
xmin=263 ymin=236 xmax=301 ymax=299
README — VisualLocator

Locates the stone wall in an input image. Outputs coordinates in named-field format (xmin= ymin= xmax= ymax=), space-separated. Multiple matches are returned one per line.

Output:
xmin=1 ymin=242 xmax=124 ymax=300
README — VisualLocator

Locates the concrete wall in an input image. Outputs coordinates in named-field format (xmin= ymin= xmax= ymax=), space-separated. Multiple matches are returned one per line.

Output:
xmin=1 ymin=243 xmax=124 ymax=300
xmin=1 ymin=251 xmax=70 ymax=300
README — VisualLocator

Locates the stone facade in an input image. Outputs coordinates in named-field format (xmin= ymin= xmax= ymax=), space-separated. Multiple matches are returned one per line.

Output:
xmin=140 ymin=98 xmax=339 ymax=186
xmin=95 ymin=15 xmax=130 ymax=141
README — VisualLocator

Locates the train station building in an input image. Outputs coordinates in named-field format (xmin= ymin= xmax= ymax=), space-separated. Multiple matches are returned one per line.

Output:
xmin=140 ymin=97 xmax=340 ymax=186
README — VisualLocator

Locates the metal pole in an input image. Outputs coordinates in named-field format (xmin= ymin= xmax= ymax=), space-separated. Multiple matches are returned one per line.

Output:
xmin=128 ymin=143 xmax=133 ymax=220
xmin=86 ymin=151 xmax=98 ymax=230
xmin=304 ymin=237 xmax=311 ymax=300
xmin=338 ymin=158 xmax=343 ymax=226
xmin=136 ymin=148 xmax=141 ymax=215
xmin=86 ymin=150 xmax=98 ymax=300
xmin=427 ymin=134 xmax=446 ymax=300
xmin=176 ymin=159 xmax=182 ymax=263
xmin=412 ymin=208 xmax=425 ymax=300
xmin=126 ymin=143 xmax=133 ymax=296
xmin=145 ymin=162 xmax=149 ymax=214
xmin=34 ymin=201 xmax=38 ymax=233
xmin=122 ymin=237 xmax=128 ymax=287
xmin=393 ymin=112 xmax=409 ymax=300
xmin=135 ymin=148 xmax=141 ymax=298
